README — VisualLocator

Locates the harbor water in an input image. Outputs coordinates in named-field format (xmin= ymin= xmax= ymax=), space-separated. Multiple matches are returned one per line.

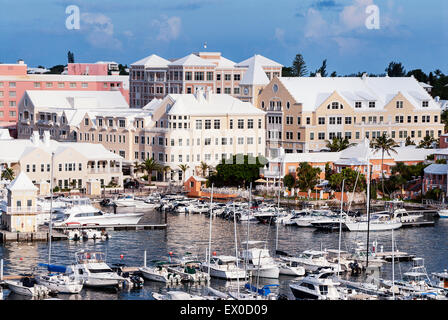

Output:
xmin=1 ymin=205 xmax=447 ymax=300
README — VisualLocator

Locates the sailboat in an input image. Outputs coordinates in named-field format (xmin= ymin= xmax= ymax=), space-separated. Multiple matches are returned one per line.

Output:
xmin=35 ymin=152 xmax=84 ymax=294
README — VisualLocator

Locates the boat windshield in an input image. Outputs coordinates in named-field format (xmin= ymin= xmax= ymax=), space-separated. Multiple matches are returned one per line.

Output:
xmin=88 ymin=268 xmax=113 ymax=273
xmin=76 ymin=252 xmax=106 ymax=263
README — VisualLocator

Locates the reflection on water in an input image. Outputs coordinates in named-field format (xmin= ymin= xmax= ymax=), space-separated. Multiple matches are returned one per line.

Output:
xmin=1 ymin=208 xmax=448 ymax=300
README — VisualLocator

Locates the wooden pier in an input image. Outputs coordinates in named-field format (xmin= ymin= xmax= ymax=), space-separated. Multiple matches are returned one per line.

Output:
xmin=0 ymin=230 xmax=68 ymax=243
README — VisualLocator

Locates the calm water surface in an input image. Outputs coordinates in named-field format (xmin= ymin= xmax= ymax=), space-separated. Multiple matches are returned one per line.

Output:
xmin=1 ymin=205 xmax=447 ymax=300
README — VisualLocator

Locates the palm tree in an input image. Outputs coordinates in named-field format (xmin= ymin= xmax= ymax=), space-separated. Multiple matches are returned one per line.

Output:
xmin=325 ymin=137 xmax=355 ymax=152
xmin=371 ymin=134 xmax=399 ymax=197
xmin=132 ymin=160 xmax=141 ymax=176
xmin=178 ymin=164 xmax=190 ymax=185
xmin=138 ymin=158 xmax=162 ymax=182
xmin=1 ymin=167 xmax=14 ymax=181
xmin=200 ymin=161 xmax=209 ymax=177
xmin=418 ymin=135 xmax=436 ymax=149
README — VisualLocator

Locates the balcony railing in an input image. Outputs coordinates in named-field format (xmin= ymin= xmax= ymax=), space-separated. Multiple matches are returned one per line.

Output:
xmin=5 ymin=206 xmax=42 ymax=214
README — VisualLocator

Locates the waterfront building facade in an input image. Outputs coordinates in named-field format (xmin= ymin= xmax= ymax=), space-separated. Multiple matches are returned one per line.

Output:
xmin=129 ymin=52 xmax=282 ymax=108
xmin=257 ymin=75 xmax=444 ymax=158
xmin=0 ymin=60 xmax=130 ymax=125
xmin=0 ymin=131 xmax=124 ymax=190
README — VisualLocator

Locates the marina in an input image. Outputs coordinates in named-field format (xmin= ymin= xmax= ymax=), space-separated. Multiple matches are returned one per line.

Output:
xmin=1 ymin=191 xmax=448 ymax=300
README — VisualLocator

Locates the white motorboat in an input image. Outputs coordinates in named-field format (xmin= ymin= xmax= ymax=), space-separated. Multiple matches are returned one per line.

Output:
xmin=113 ymin=194 xmax=136 ymax=207
xmin=345 ymin=214 xmax=402 ymax=232
xmin=280 ymin=250 xmax=337 ymax=273
xmin=82 ymin=229 xmax=109 ymax=240
xmin=187 ymin=203 xmax=210 ymax=214
xmin=69 ymin=251 xmax=125 ymax=288
xmin=432 ymin=269 xmax=448 ymax=290
xmin=437 ymin=209 xmax=448 ymax=218
xmin=201 ymin=255 xmax=247 ymax=280
xmin=289 ymin=271 xmax=342 ymax=300
xmin=167 ymin=256 xmax=210 ymax=283
xmin=5 ymin=277 xmax=51 ymax=298
xmin=35 ymin=264 xmax=83 ymax=294
xmin=295 ymin=210 xmax=332 ymax=227
xmin=139 ymin=263 xmax=182 ymax=284
xmin=52 ymin=209 xmax=144 ymax=227
xmin=276 ymin=259 xmax=306 ymax=276
xmin=152 ymin=291 xmax=207 ymax=300
xmin=240 ymin=242 xmax=280 ymax=279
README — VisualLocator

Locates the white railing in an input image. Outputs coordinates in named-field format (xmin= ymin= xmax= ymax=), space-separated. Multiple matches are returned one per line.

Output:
xmin=6 ymin=206 xmax=42 ymax=214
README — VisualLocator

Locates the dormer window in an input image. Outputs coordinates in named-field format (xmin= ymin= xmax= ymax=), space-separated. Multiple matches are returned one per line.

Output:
xmin=369 ymin=101 xmax=376 ymax=108
xmin=98 ymin=118 xmax=103 ymax=127
xmin=355 ymin=101 xmax=362 ymax=108
xmin=396 ymin=101 xmax=403 ymax=108
xmin=422 ymin=101 xmax=429 ymax=107
xmin=84 ymin=118 xmax=89 ymax=126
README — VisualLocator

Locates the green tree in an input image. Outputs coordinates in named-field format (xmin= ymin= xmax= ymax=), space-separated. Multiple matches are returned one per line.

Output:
xmin=292 ymin=54 xmax=308 ymax=77
xmin=325 ymin=137 xmax=354 ymax=152
xmin=385 ymin=61 xmax=406 ymax=77
xmin=329 ymin=168 xmax=366 ymax=192
xmin=67 ymin=51 xmax=75 ymax=63
xmin=1 ymin=167 xmax=14 ymax=181
xmin=208 ymin=154 xmax=267 ymax=188
xmin=283 ymin=174 xmax=296 ymax=190
xmin=418 ymin=135 xmax=437 ymax=149
xmin=405 ymin=136 xmax=416 ymax=146
xmin=371 ymin=134 xmax=399 ymax=197
xmin=178 ymin=164 xmax=190 ymax=184
xmin=200 ymin=161 xmax=210 ymax=177
xmin=295 ymin=162 xmax=321 ymax=196
xmin=138 ymin=158 xmax=162 ymax=181
xmin=315 ymin=59 xmax=327 ymax=77
xmin=325 ymin=162 xmax=334 ymax=181
xmin=282 ymin=67 xmax=295 ymax=77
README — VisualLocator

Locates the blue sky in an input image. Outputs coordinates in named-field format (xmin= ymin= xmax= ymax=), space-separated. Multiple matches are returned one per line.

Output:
xmin=0 ymin=0 xmax=447 ymax=75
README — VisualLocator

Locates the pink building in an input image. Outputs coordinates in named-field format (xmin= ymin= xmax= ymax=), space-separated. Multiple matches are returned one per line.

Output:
xmin=66 ymin=61 xmax=120 ymax=76
xmin=0 ymin=61 xmax=129 ymax=125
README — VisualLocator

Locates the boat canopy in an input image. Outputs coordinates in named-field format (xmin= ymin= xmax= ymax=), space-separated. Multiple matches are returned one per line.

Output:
xmin=38 ymin=263 xmax=67 ymax=273
xmin=244 ymin=283 xmax=279 ymax=296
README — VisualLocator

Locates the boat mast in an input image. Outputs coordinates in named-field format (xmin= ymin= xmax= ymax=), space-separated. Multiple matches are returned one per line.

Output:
xmin=392 ymin=227 xmax=395 ymax=300
xmin=48 ymin=151 xmax=55 ymax=265
xmin=245 ymin=182 xmax=252 ymax=278
xmin=207 ymin=184 xmax=214 ymax=278
xmin=233 ymin=201 xmax=240 ymax=298
xmin=338 ymin=179 xmax=345 ymax=277
xmin=275 ymin=175 xmax=280 ymax=252
xmin=365 ymin=147 xmax=372 ymax=268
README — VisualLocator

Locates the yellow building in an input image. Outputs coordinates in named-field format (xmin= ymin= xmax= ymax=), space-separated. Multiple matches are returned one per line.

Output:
xmin=257 ymin=74 xmax=444 ymax=158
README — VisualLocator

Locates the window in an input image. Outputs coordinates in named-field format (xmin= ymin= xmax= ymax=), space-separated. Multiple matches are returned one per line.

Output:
xmin=224 ymin=88 xmax=231 ymax=94
xmin=119 ymin=119 xmax=125 ymax=128
xmin=297 ymin=117 xmax=301 ymax=125
xmin=224 ymin=74 xmax=231 ymax=81
xmin=247 ymin=119 xmax=253 ymax=129
xmin=229 ymin=119 xmax=233 ymax=129
xmin=185 ymin=72 xmax=192 ymax=80
xmin=247 ymin=137 xmax=254 ymax=144
xmin=422 ymin=101 xmax=429 ymax=107
xmin=214 ymin=119 xmax=221 ymax=129
xmin=396 ymin=101 xmax=403 ymax=108
xmin=318 ymin=117 xmax=325 ymax=125
xmin=207 ymin=72 xmax=214 ymax=81
xmin=306 ymin=117 xmax=310 ymax=125
xmin=204 ymin=138 xmax=211 ymax=145
xmin=238 ymin=137 xmax=244 ymax=144
xmin=318 ymin=132 xmax=325 ymax=140
xmin=195 ymin=120 xmax=202 ymax=130
xmin=345 ymin=117 xmax=352 ymax=125
xmin=238 ymin=119 xmax=244 ymax=129
xmin=34 ymin=82 xmax=41 ymax=88
xmin=205 ymin=120 xmax=211 ymax=129
xmin=369 ymin=101 xmax=376 ymax=108
xmin=234 ymin=87 xmax=240 ymax=94
xmin=234 ymin=74 xmax=240 ymax=81
xmin=216 ymin=74 xmax=221 ymax=81
xmin=194 ymin=72 xmax=204 ymax=81
xmin=355 ymin=101 xmax=362 ymax=108
xmin=310 ymin=132 xmax=314 ymax=140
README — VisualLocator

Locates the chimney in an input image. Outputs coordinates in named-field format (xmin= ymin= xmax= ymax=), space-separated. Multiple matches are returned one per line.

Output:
xmin=362 ymin=73 xmax=368 ymax=80
xmin=315 ymin=72 xmax=321 ymax=78
xmin=205 ymin=87 xmax=212 ymax=102
xmin=435 ymin=96 xmax=440 ymax=102
xmin=30 ymin=131 xmax=40 ymax=146
xmin=42 ymin=130 xmax=51 ymax=147
xmin=17 ymin=59 xmax=24 ymax=65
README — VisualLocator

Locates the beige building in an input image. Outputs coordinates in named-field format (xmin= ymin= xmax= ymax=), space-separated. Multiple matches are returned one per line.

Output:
xmin=0 ymin=131 xmax=124 ymax=190
xmin=129 ymin=52 xmax=282 ymax=108
xmin=257 ymin=75 xmax=444 ymax=158
xmin=78 ymin=89 xmax=266 ymax=181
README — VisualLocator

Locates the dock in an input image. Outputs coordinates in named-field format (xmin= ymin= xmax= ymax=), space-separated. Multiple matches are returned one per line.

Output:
xmin=53 ymin=223 xmax=167 ymax=231
xmin=374 ymin=251 xmax=416 ymax=262
xmin=0 ymin=230 xmax=67 ymax=243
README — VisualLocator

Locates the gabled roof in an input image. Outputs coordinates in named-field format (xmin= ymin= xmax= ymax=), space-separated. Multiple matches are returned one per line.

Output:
xmin=168 ymin=54 xmax=216 ymax=67
xmin=424 ymin=164 xmax=448 ymax=175
xmin=7 ymin=172 xmax=38 ymax=191
xmin=130 ymin=54 xmax=171 ymax=68
xmin=236 ymin=54 xmax=283 ymax=68
xmin=239 ymin=57 xmax=270 ymax=86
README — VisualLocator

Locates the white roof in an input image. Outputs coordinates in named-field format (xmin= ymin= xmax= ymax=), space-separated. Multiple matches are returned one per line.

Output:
xmin=165 ymin=91 xmax=265 ymax=116
xmin=7 ymin=172 xmax=38 ymax=191
xmin=168 ymin=54 xmax=216 ymax=67
xmin=240 ymin=56 xmax=270 ymax=86
xmin=419 ymin=82 xmax=433 ymax=88
xmin=25 ymin=90 xmax=129 ymax=110
xmin=236 ymin=54 xmax=283 ymax=68
xmin=424 ymin=164 xmax=448 ymax=175
xmin=0 ymin=133 xmax=122 ymax=163
xmin=277 ymin=76 xmax=439 ymax=112
xmin=0 ymin=129 xmax=12 ymax=140
xmin=272 ymin=151 xmax=341 ymax=164
xmin=130 ymin=54 xmax=171 ymax=68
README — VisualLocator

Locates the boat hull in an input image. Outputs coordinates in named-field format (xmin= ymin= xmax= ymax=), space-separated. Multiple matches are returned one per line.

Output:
xmin=345 ymin=221 xmax=402 ymax=232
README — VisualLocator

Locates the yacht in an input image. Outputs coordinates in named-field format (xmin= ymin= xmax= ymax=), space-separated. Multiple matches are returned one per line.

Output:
xmin=437 ymin=209 xmax=448 ymax=218
xmin=35 ymin=264 xmax=83 ymax=294
xmin=69 ymin=251 xmax=125 ymax=288
xmin=431 ymin=269 xmax=448 ymax=290
xmin=52 ymin=209 xmax=144 ymax=227
xmin=113 ymin=194 xmax=136 ymax=207
xmin=280 ymin=250 xmax=337 ymax=273
xmin=139 ymin=263 xmax=182 ymax=284
xmin=344 ymin=214 xmax=402 ymax=232
xmin=167 ymin=256 xmax=210 ymax=283
xmin=240 ymin=241 xmax=280 ymax=279
xmin=277 ymin=259 xmax=306 ymax=276
xmin=201 ymin=255 xmax=247 ymax=280
xmin=382 ymin=200 xmax=423 ymax=222
xmin=5 ymin=277 xmax=51 ymax=298
xmin=289 ymin=271 xmax=342 ymax=300
xmin=295 ymin=210 xmax=333 ymax=227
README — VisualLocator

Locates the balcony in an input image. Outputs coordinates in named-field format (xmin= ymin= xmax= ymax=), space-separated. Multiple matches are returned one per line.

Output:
xmin=87 ymin=167 xmax=121 ymax=174
xmin=5 ymin=206 xmax=42 ymax=215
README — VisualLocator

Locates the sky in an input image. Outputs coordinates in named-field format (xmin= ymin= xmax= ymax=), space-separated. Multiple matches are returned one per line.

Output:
xmin=0 ymin=0 xmax=447 ymax=75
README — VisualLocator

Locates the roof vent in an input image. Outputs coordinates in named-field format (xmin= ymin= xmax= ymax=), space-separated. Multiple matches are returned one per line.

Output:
xmin=362 ymin=73 xmax=368 ymax=80
xmin=30 ymin=131 xmax=40 ymax=146
xmin=315 ymin=72 xmax=321 ymax=78
xmin=42 ymin=130 xmax=51 ymax=146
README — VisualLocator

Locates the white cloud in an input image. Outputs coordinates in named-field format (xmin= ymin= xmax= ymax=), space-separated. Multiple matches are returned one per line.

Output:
xmin=151 ymin=16 xmax=182 ymax=42
xmin=339 ymin=0 xmax=374 ymax=30
xmin=81 ymin=12 xmax=122 ymax=50
xmin=304 ymin=8 xmax=330 ymax=39
xmin=274 ymin=28 xmax=285 ymax=42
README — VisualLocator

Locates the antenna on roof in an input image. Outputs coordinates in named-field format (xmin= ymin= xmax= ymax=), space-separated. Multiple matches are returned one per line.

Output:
xmin=203 ymin=42 xmax=207 ymax=49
